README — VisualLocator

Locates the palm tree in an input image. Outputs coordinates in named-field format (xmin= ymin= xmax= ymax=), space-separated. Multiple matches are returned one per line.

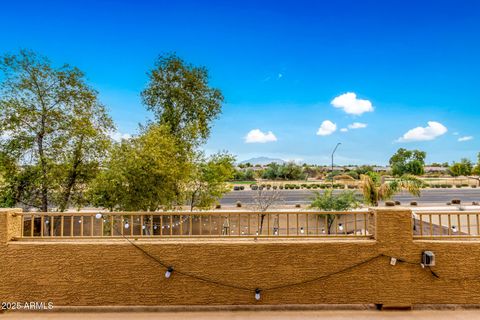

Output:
xmin=360 ymin=173 xmax=423 ymax=206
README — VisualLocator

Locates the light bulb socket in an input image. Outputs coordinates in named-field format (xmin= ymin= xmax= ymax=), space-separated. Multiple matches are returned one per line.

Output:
xmin=254 ymin=288 xmax=261 ymax=301
xmin=165 ymin=267 xmax=174 ymax=279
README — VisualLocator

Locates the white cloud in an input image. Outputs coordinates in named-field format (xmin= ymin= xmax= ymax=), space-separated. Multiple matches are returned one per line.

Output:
xmin=109 ymin=131 xmax=132 ymax=142
xmin=458 ymin=136 xmax=473 ymax=142
xmin=316 ymin=120 xmax=337 ymax=136
xmin=331 ymin=92 xmax=374 ymax=115
xmin=340 ymin=128 xmax=348 ymax=132
xmin=397 ymin=121 xmax=448 ymax=142
xmin=348 ymin=122 xmax=367 ymax=129
xmin=245 ymin=129 xmax=277 ymax=143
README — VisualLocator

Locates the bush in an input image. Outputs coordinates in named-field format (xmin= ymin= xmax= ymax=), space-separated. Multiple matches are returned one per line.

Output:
xmin=295 ymin=203 xmax=301 ymax=208
xmin=410 ymin=201 xmax=418 ymax=206
xmin=215 ymin=204 xmax=221 ymax=209
xmin=295 ymin=185 xmax=300 ymax=189
xmin=310 ymin=189 xmax=360 ymax=211
xmin=236 ymin=201 xmax=242 ymax=207
xmin=471 ymin=185 xmax=477 ymax=188
xmin=279 ymin=185 xmax=284 ymax=190
xmin=456 ymin=185 xmax=462 ymax=188
xmin=272 ymin=185 xmax=278 ymax=190
xmin=385 ymin=201 xmax=395 ymax=206
xmin=395 ymin=200 xmax=401 ymax=205
xmin=240 ymin=186 xmax=245 ymax=190
xmin=251 ymin=185 xmax=258 ymax=190
xmin=233 ymin=186 xmax=241 ymax=191
xmin=452 ymin=199 xmax=461 ymax=204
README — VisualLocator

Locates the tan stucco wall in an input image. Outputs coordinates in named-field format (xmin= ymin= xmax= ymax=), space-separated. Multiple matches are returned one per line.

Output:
xmin=1 ymin=208 xmax=480 ymax=307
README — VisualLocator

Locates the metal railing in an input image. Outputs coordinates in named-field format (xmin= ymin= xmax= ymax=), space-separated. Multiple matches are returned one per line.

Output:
xmin=18 ymin=211 xmax=374 ymax=239
xmin=413 ymin=211 xmax=480 ymax=239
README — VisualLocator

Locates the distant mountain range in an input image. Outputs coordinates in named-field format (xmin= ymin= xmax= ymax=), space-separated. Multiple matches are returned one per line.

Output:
xmin=239 ymin=157 xmax=286 ymax=166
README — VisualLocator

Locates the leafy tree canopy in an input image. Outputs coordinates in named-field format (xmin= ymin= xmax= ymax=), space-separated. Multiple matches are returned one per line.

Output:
xmin=389 ymin=148 xmax=426 ymax=176
xmin=141 ymin=53 xmax=223 ymax=147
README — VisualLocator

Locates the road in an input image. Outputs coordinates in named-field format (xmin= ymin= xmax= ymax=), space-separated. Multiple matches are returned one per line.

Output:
xmin=220 ymin=189 xmax=480 ymax=206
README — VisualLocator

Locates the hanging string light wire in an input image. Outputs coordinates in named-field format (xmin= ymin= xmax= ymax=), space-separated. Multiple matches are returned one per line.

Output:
xmin=103 ymin=213 xmax=437 ymax=297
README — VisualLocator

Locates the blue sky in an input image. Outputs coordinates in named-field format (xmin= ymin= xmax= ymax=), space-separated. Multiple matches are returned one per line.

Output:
xmin=1 ymin=0 xmax=479 ymax=165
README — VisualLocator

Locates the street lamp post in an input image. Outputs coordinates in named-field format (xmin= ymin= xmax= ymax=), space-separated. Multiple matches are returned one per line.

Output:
xmin=331 ymin=142 xmax=341 ymax=185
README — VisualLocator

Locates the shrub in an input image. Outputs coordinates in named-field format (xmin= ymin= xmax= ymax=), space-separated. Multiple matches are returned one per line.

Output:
xmin=236 ymin=201 xmax=242 ymax=207
xmin=233 ymin=186 xmax=241 ymax=191
xmin=295 ymin=203 xmax=301 ymax=208
xmin=456 ymin=185 xmax=462 ymax=188
xmin=471 ymin=185 xmax=477 ymax=188
xmin=395 ymin=200 xmax=401 ymax=205
xmin=295 ymin=185 xmax=300 ymax=189
xmin=272 ymin=185 xmax=278 ymax=190
xmin=410 ymin=201 xmax=417 ymax=206
xmin=279 ymin=185 xmax=284 ymax=190
xmin=385 ymin=201 xmax=395 ymax=206
xmin=473 ymin=201 xmax=479 ymax=206
xmin=215 ymin=204 xmax=221 ymax=209
xmin=452 ymin=199 xmax=461 ymax=204
xmin=310 ymin=189 xmax=360 ymax=211
xmin=251 ymin=185 xmax=258 ymax=190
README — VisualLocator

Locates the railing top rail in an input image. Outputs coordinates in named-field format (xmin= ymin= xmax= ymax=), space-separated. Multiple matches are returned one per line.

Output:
xmin=413 ymin=211 xmax=480 ymax=215
xmin=18 ymin=210 xmax=369 ymax=216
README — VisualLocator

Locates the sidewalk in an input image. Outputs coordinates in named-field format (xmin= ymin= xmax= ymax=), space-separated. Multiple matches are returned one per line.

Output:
xmin=3 ymin=310 xmax=480 ymax=320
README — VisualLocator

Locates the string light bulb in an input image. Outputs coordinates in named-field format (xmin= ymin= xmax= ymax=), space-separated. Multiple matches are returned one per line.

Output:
xmin=124 ymin=222 xmax=130 ymax=229
xmin=338 ymin=223 xmax=344 ymax=231
xmin=300 ymin=227 xmax=305 ymax=234
xmin=165 ymin=267 xmax=174 ymax=279
xmin=95 ymin=213 xmax=102 ymax=219
xmin=255 ymin=288 xmax=261 ymax=301
xmin=452 ymin=225 xmax=458 ymax=233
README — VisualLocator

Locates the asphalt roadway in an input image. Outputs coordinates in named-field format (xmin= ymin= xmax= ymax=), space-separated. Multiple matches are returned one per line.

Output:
xmin=220 ymin=189 xmax=480 ymax=206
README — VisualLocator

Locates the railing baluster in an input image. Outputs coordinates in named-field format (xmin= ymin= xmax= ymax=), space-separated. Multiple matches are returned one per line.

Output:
xmin=50 ymin=216 xmax=54 ymax=237
xmin=61 ymin=215 xmax=64 ymax=237
xmin=31 ymin=214 xmax=34 ymax=237
xmin=477 ymin=214 xmax=480 ymax=236
xmin=40 ymin=215 xmax=44 ymax=238
xmin=467 ymin=214 xmax=471 ymax=236
xmin=457 ymin=214 xmax=462 ymax=235
xmin=354 ymin=213 xmax=357 ymax=236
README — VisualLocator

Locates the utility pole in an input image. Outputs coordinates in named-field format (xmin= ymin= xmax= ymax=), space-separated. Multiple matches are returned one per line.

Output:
xmin=331 ymin=142 xmax=341 ymax=185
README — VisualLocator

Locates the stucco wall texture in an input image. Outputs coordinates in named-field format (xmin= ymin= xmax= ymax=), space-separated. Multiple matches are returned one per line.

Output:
xmin=2 ymin=208 xmax=480 ymax=307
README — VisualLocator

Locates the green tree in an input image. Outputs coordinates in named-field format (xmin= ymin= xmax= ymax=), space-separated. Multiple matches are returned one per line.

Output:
xmin=449 ymin=158 xmax=473 ymax=177
xmin=360 ymin=172 xmax=422 ymax=206
xmin=0 ymin=50 xmax=113 ymax=211
xmin=88 ymin=124 xmax=190 ymax=211
xmin=309 ymin=189 xmax=360 ymax=233
xmin=389 ymin=148 xmax=426 ymax=176
xmin=472 ymin=153 xmax=480 ymax=176
xmin=261 ymin=162 xmax=306 ymax=180
xmin=141 ymin=53 xmax=223 ymax=147
xmin=186 ymin=153 xmax=235 ymax=211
